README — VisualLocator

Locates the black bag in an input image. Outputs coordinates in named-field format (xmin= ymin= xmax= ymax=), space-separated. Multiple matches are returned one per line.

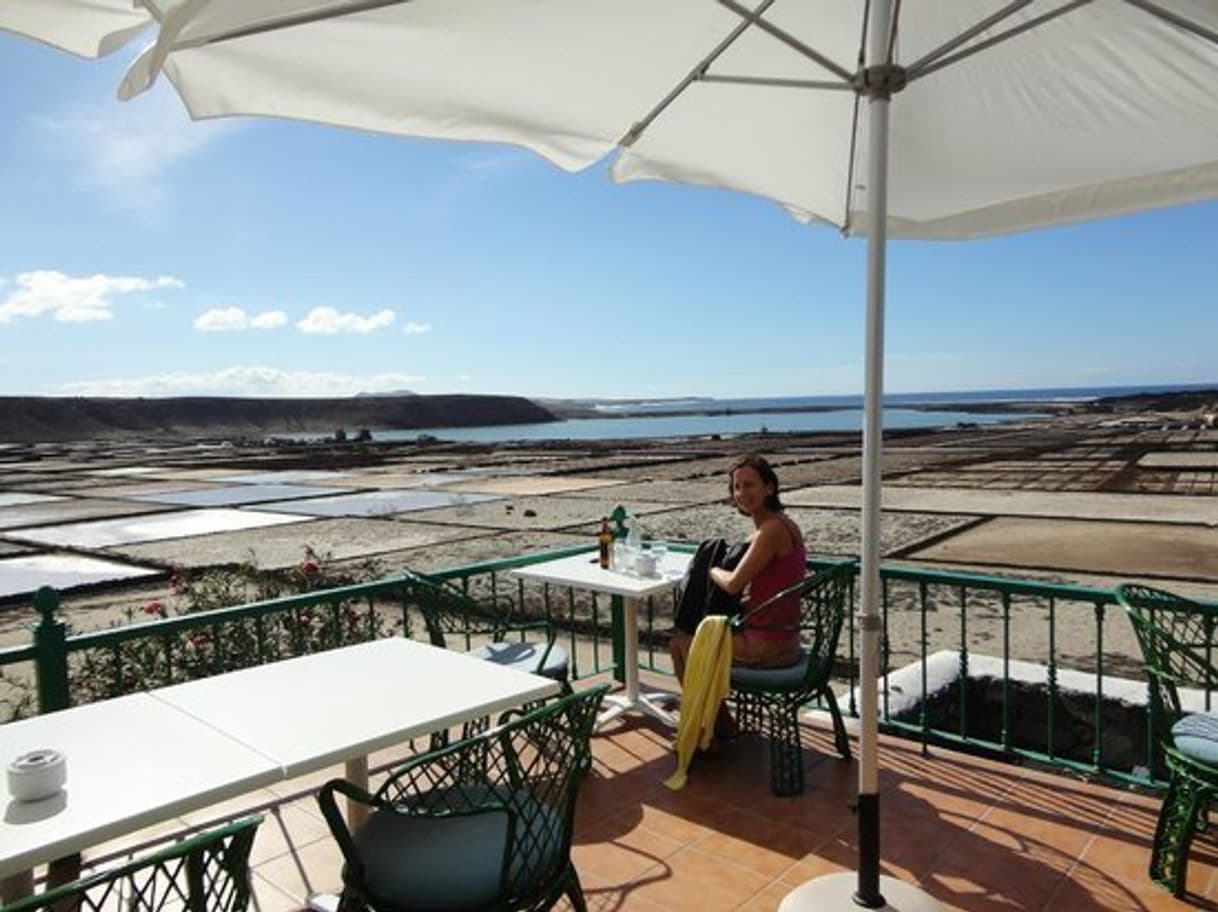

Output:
xmin=673 ymin=537 xmax=747 ymax=635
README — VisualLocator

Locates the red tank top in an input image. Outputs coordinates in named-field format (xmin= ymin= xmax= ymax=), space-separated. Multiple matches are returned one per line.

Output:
xmin=743 ymin=520 xmax=806 ymax=641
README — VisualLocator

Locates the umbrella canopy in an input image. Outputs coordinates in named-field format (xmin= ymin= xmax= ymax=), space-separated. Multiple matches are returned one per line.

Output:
xmin=5 ymin=1 xmax=1218 ymax=906
xmin=0 ymin=0 xmax=151 ymax=58
xmin=6 ymin=1 xmax=1218 ymax=238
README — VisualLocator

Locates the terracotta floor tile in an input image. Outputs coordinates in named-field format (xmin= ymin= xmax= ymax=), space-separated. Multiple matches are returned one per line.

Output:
xmin=739 ymin=879 xmax=804 ymax=911
xmin=247 ymin=805 xmax=331 ymax=865
xmin=249 ymin=875 xmax=307 ymax=912
xmin=780 ymin=833 xmax=855 ymax=883
xmin=614 ymin=795 xmax=726 ymax=846
xmin=693 ymin=811 xmax=827 ymax=880
xmin=572 ymin=820 xmax=688 ymax=884
xmin=123 ymin=708 xmax=1218 ymax=912
xmin=1046 ymin=857 xmax=1210 ymax=912
xmin=928 ymin=822 xmax=1075 ymax=911
xmin=622 ymin=846 xmax=773 ymax=911
xmin=253 ymin=834 xmax=344 ymax=904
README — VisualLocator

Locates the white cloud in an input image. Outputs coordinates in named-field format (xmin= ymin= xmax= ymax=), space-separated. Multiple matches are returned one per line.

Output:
xmin=297 ymin=307 xmax=395 ymax=335
xmin=402 ymin=321 xmax=432 ymax=336
xmin=35 ymin=85 xmax=235 ymax=219
xmin=194 ymin=306 xmax=246 ymax=331
xmin=194 ymin=306 xmax=287 ymax=332
xmin=0 ymin=270 xmax=183 ymax=325
xmin=250 ymin=310 xmax=287 ymax=329
xmin=58 ymin=366 xmax=426 ymax=398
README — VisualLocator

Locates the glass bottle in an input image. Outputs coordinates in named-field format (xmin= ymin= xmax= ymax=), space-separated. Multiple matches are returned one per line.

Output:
xmin=597 ymin=516 xmax=613 ymax=569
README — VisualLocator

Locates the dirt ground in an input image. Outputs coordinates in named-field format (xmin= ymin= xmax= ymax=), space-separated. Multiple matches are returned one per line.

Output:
xmin=2 ymin=403 xmax=1217 ymax=686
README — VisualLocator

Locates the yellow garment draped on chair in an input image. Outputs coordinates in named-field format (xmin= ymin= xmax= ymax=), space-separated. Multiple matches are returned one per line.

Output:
xmin=664 ymin=615 xmax=732 ymax=790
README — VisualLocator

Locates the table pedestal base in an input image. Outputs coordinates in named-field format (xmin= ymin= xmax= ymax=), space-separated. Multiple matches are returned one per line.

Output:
xmin=596 ymin=690 xmax=676 ymax=730
xmin=594 ymin=598 xmax=680 ymax=731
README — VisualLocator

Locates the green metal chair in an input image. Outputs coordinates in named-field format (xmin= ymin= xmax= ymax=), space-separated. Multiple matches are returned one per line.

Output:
xmin=317 ymin=686 xmax=607 ymax=912
xmin=405 ymin=572 xmax=569 ymax=688
xmin=1117 ymin=582 xmax=1218 ymax=897
xmin=1 ymin=817 xmax=262 ymax=912
xmin=729 ymin=561 xmax=854 ymax=796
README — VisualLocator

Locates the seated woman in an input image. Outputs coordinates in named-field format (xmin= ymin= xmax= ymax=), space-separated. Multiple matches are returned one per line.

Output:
xmin=669 ymin=453 xmax=805 ymax=685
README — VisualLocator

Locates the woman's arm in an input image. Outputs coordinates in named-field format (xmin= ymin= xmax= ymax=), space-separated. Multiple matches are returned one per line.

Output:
xmin=709 ymin=520 xmax=786 ymax=595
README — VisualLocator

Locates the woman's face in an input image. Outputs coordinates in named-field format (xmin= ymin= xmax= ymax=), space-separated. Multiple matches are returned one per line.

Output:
xmin=731 ymin=465 xmax=773 ymax=515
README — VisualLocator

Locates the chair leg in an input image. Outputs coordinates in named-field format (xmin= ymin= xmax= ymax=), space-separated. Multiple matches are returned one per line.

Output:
xmin=819 ymin=685 xmax=852 ymax=761
xmin=1151 ymin=770 xmax=1205 ymax=897
xmin=766 ymin=699 xmax=804 ymax=797
xmin=735 ymin=691 xmax=761 ymax=735
xmin=563 ymin=864 xmax=588 ymax=912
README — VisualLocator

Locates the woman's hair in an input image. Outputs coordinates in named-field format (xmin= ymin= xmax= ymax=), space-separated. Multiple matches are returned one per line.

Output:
xmin=727 ymin=453 xmax=783 ymax=513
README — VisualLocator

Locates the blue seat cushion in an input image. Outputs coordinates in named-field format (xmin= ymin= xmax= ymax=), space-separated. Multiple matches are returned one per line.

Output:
xmin=470 ymin=641 xmax=569 ymax=682
xmin=1172 ymin=712 xmax=1218 ymax=766
xmin=351 ymin=789 xmax=563 ymax=911
xmin=730 ymin=647 xmax=810 ymax=690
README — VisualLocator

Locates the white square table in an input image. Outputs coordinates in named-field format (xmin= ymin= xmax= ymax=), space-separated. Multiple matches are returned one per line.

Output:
xmin=0 ymin=637 xmax=560 ymax=897
xmin=512 ymin=550 xmax=690 ymax=730
xmin=0 ymin=692 xmax=280 ymax=883
xmin=154 ymin=636 xmax=561 ymax=820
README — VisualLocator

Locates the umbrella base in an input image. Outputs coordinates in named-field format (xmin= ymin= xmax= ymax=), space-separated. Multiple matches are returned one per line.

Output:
xmin=779 ymin=873 xmax=944 ymax=912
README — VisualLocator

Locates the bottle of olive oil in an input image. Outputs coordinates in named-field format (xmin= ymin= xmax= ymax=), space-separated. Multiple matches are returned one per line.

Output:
xmin=597 ymin=516 xmax=613 ymax=569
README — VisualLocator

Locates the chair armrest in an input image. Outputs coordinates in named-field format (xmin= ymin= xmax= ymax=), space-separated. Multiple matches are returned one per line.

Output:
xmin=317 ymin=778 xmax=382 ymax=880
xmin=730 ymin=562 xmax=853 ymax=633
xmin=730 ymin=579 xmax=803 ymax=633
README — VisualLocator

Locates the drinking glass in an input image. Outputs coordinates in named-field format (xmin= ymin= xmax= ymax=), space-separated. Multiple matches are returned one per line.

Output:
xmin=611 ymin=541 xmax=629 ymax=572
xmin=651 ymin=541 xmax=669 ymax=575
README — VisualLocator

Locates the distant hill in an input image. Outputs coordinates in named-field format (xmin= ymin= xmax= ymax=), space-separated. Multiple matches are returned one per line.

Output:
xmin=0 ymin=395 xmax=556 ymax=443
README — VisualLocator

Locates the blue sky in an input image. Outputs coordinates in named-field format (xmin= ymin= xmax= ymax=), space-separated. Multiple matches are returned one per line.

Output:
xmin=1 ymin=33 xmax=1215 ymax=401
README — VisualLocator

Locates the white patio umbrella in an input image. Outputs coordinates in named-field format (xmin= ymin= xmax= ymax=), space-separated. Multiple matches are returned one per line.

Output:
xmin=6 ymin=2 xmax=1218 ymax=908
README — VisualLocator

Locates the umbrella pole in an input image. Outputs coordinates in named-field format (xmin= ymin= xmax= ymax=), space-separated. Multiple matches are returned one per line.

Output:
xmin=781 ymin=2 xmax=938 ymax=910
xmin=854 ymin=0 xmax=893 ymax=904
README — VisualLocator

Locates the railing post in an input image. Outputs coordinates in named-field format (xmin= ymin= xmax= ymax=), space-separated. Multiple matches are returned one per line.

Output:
xmin=33 ymin=586 xmax=70 ymax=714
xmin=610 ymin=595 xmax=626 ymax=685
xmin=1093 ymin=599 xmax=1106 ymax=770
xmin=608 ymin=505 xmax=628 ymax=684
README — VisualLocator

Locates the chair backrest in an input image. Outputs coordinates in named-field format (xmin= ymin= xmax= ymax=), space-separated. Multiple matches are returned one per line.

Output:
xmin=1117 ymin=583 xmax=1218 ymax=740
xmin=794 ymin=562 xmax=851 ymax=685
xmin=739 ymin=561 xmax=853 ymax=682
xmin=2 ymin=817 xmax=261 ymax=912
xmin=403 ymin=571 xmax=507 ymax=649
xmin=375 ymin=686 xmax=607 ymax=907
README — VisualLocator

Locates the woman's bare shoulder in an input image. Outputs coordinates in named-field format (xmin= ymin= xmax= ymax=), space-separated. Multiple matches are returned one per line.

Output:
xmin=758 ymin=514 xmax=796 ymax=547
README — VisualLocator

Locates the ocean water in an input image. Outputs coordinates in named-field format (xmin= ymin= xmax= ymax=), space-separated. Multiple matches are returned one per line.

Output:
xmin=589 ymin=382 xmax=1218 ymax=414
xmin=321 ymin=382 xmax=1214 ymax=445
xmin=370 ymin=407 xmax=1023 ymax=444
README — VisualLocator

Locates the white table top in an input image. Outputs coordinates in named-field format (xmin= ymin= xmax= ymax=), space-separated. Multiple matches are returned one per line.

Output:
xmin=152 ymin=637 xmax=560 ymax=777
xmin=0 ymin=693 xmax=280 ymax=879
xmin=0 ymin=637 xmax=559 ymax=879
xmin=512 ymin=550 xmax=691 ymax=599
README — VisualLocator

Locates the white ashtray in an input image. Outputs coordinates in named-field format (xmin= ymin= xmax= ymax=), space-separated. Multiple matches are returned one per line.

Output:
xmin=7 ymin=749 xmax=67 ymax=802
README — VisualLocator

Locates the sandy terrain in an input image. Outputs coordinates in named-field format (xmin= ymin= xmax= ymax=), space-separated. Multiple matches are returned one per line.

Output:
xmin=2 ymin=392 xmax=1217 ymax=694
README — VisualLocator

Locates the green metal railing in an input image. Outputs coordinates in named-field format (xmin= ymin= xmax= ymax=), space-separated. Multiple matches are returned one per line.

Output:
xmin=0 ymin=545 xmax=1200 ymax=790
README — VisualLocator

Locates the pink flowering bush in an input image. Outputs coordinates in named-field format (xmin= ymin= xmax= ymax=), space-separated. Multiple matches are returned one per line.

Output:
xmin=67 ymin=547 xmax=393 ymax=706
